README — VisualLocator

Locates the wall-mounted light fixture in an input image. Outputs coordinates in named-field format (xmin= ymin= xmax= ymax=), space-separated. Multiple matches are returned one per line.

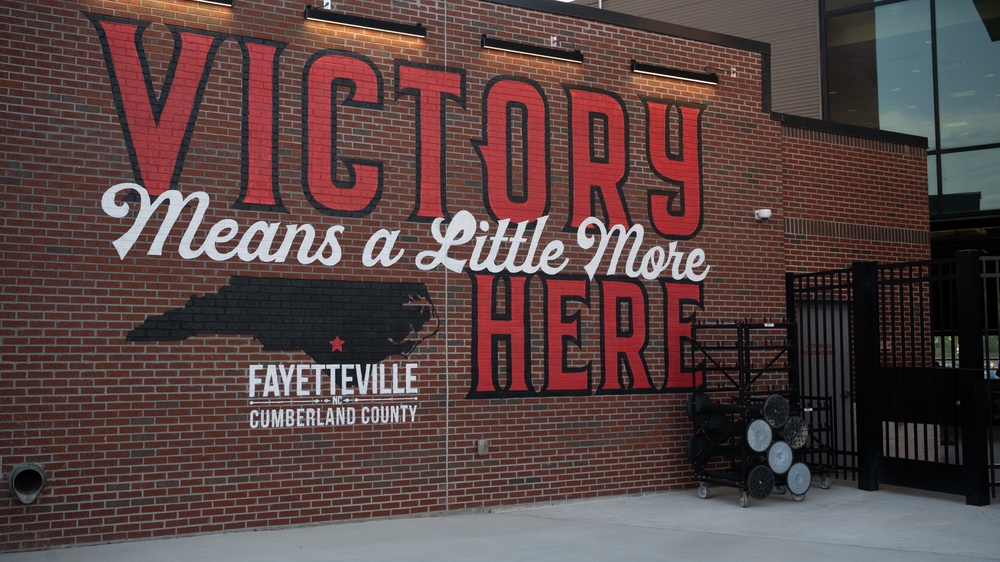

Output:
xmin=481 ymin=35 xmax=584 ymax=64
xmin=190 ymin=0 xmax=233 ymax=6
xmin=304 ymin=5 xmax=427 ymax=38
xmin=630 ymin=60 xmax=719 ymax=86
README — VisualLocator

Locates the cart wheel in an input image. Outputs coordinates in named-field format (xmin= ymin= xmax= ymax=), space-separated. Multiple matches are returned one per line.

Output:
xmin=773 ymin=484 xmax=787 ymax=494
xmin=792 ymin=493 xmax=806 ymax=502
xmin=698 ymin=483 xmax=709 ymax=499
xmin=820 ymin=475 xmax=831 ymax=490
xmin=739 ymin=491 xmax=750 ymax=508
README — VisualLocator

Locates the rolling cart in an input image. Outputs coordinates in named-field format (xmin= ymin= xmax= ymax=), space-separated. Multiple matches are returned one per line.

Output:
xmin=685 ymin=320 xmax=814 ymax=506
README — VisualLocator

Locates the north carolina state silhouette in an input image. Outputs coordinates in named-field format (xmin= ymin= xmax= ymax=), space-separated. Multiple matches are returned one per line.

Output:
xmin=127 ymin=276 xmax=438 ymax=369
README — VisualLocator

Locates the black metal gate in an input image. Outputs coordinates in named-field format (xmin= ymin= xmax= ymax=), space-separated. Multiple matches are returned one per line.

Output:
xmin=786 ymin=251 xmax=995 ymax=505
xmin=785 ymin=267 xmax=856 ymax=481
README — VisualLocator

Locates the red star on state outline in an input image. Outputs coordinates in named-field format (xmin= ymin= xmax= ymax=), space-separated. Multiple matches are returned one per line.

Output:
xmin=329 ymin=336 xmax=345 ymax=352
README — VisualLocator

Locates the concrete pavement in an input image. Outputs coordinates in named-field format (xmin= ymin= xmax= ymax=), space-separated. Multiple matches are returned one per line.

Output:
xmin=2 ymin=481 xmax=999 ymax=561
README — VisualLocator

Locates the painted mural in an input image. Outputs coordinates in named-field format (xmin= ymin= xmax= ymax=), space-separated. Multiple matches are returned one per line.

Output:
xmin=86 ymin=11 xmax=708 ymax=428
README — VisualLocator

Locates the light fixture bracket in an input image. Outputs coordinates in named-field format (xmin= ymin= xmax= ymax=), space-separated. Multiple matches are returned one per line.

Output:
xmin=304 ymin=5 xmax=427 ymax=38
xmin=631 ymin=59 xmax=719 ymax=86
xmin=481 ymin=35 xmax=583 ymax=64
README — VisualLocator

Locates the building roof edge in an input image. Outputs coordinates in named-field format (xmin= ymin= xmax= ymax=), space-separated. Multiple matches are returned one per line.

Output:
xmin=772 ymin=112 xmax=928 ymax=148
xmin=480 ymin=0 xmax=771 ymax=54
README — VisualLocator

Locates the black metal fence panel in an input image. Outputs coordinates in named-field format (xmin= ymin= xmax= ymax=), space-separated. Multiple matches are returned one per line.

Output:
xmin=788 ymin=254 xmax=994 ymax=503
xmin=980 ymin=257 xmax=1000 ymax=499
xmin=786 ymin=268 xmax=856 ymax=480
xmin=873 ymin=260 xmax=961 ymax=476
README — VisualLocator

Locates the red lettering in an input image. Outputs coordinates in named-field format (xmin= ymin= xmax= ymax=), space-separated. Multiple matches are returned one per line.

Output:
xmin=88 ymin=14 xmax=222 ymax=196
xmin=542 ymin=277 xmax=590 ymax=394
xmin=396 ymin=63 xmax=465 ymax=220
xmin=646 ymin=100 xmax=705 ymax=239
xmin=468 ymin=274 xmax=532 ymax=397
xmin=661 ymin=281 xmax=704 ymax=389
xmin=598 ymin=279 xmax=654 ymax=393
xmin=565 ymin=87 xmax=631 ymax=230
xmin=88 ymin=16 xmax=718 ymax=238
xmin=303 ymin=51 xmax=383 ymax=215
xmin=475 ymin=78 xmax=550 ymax=223
xmin=236 ymin=39 xmax=285 ymax=209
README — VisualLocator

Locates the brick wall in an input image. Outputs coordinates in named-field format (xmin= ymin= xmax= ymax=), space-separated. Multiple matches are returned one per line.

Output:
xmin=1 ymin=0 xmax=926 ymax=551
xmin=781 ymin=124 xmax=930 ymax=271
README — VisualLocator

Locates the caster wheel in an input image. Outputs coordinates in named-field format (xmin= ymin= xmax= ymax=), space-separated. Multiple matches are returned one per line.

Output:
xmin=792 ymin=493 xmax=806 ymax=502
xmin=698 ymin=483 xmax=709 ymax=499
xmin=739 ymin=491 xmax=750 ymax=508
xmin=773 ymin=485 xmax=787 ymax=495
xmin=820 ymin=475 xmax=831 ymax=490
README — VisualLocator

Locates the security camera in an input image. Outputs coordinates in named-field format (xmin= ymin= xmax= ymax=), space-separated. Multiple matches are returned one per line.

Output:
xmin=754 ymin=209 xmax=772 ymax=221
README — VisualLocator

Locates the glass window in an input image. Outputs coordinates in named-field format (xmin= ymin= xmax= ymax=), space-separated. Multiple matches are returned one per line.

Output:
xmin=826 ymin=0 xmax=935 ymax=146
xmin=935 ymin=0 xmax=1000 ymax=150
xmin=827 ymin=9 xmax=879 ymax=126
xmin=941 ymin=147 xmax=1000 ymax=211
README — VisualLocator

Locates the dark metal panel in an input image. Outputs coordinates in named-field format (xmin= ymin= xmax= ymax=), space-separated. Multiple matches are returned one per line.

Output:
xmin=881 ymin=457 xmax=964 ymax=494
xmin=852 ymin=261 xmax=882 ymax=491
